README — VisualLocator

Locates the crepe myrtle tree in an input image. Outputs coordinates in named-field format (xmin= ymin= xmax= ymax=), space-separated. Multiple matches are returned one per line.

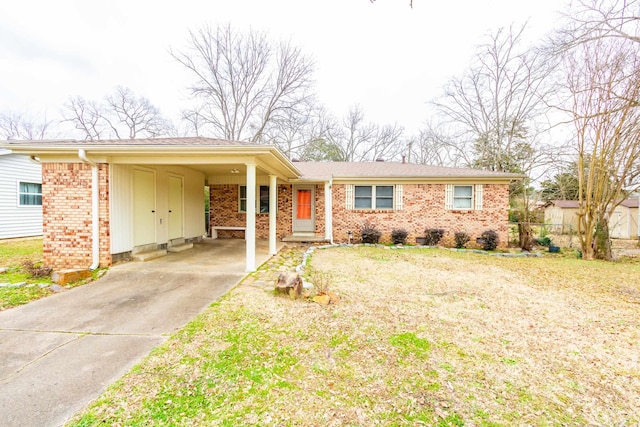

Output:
xmin=171 ymin=24 xmax=316 ymax=143
xmin=562 ymin=37 xmax=640 ymax=260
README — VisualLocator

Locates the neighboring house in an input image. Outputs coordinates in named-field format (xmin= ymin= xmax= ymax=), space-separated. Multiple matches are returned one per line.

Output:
xmin=0 ymin=149 xmax=43 ymax=239
xmin=1 ymin=138 xmax=521 ymax=272
xmin=544 ymin=198 xmax=640 ymax=239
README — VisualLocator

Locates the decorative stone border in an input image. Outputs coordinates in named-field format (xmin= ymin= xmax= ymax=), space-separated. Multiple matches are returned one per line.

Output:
xmin=296 ymin=243 xmax=541 ymax=277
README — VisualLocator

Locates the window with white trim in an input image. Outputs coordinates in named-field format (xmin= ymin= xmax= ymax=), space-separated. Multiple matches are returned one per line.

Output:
xmin=353 ymin=185 xmax=395 ymax=209
xmin=239 ymin=185 xmax=269 ymax=213
xmin=454 ymin=185 xmax=473 ymax=209
xmin=18 ymin=182 xmax=42 ymax=206
xmin=445 ymin=184 xmax=483 ymax=210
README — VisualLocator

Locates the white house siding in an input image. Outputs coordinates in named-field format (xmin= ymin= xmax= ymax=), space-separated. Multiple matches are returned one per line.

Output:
xmin=0 ymin=152 xmax=43 ymax=239
xmin=109 ymin=164 xmax=206 ymax=254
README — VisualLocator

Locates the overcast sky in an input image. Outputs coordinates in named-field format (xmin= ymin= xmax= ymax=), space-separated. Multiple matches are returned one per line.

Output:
xmin=0 ymin=0 xmax=567 ymax=136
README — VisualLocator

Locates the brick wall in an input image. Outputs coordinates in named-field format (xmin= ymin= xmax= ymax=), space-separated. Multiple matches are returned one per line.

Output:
xmin=210 ymin=182 xmax=509 ymax=246
xmin=210 ymin=184 xmax=291 ymax=239
xmin=331 ymin=183 xmax=510 ymax=247
xmin=209 ymin=184 xmax=326 ymax=238
xmin=42 ymin=163 xmax=111 ymax=270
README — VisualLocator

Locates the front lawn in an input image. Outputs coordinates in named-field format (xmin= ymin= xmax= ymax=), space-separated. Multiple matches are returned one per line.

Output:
xmin=69 ymin=246 xmax=640 ymax=426
xmin=0 ymin=238 xmax=55 ymax=310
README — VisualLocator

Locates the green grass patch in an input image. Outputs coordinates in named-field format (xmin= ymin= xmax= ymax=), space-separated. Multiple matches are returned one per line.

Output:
xmin=389 ymin=331 xmax=431 ymax=359
xmin=0 ymin=238 xmax=56 ymax=309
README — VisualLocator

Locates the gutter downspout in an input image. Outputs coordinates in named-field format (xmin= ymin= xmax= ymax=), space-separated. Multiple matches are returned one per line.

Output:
xmin=78 ymin=149 xmax=100 ymax=270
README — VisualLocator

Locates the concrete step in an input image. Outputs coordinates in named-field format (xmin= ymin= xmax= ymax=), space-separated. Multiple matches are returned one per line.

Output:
xmin=282 ymin=234 xmax=328 ymax=243
xmin=132 ymin=249 xmax=167 ymax=262
xmin=167 ymin=243 xmax=193 ymax=253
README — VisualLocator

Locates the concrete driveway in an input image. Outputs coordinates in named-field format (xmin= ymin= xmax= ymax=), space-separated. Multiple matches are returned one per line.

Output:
xmin=0 ymin=238 xmax=277 ymax=427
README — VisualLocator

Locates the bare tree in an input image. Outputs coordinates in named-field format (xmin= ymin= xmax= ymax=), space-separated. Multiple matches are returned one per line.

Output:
xmin=63 ymin=87 xmax=172 ymax=140
xmin=171 ymin=24 xmax=315 ymax=143
xmin=433 ymin=24 xmax=559 ymax=250
xmin=558 ymin=0 xmax=640 ymax=48
xmin=324 ymin=106 xmax=404 ymax=162
xmin=62 ymin=97 xmax=104 ymax=140
xmin=406 ymin=122 xmax=466 ymax=167
xmin=104 ymin=86 xmax=170 ymax=139
xmin=563 ymin=37 xmax=640 ymax=260
xmin=0 ymin=111 xmax=54 ymax=140
xmin=261 ymin=101 xmax=333 ymax=159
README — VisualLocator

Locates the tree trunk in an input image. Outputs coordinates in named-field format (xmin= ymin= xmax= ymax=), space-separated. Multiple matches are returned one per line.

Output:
xmin=518 ymin=221 xmax=534 ymax=251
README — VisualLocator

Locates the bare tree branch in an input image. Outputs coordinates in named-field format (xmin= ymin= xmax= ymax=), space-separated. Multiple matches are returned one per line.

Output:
xmin=0 ymin=111 xmax=55 ymax=140
xmin=170 ymin=24 xmax=315 ymax=143
xmin=63 ymin=87 xmax=172 ymax=140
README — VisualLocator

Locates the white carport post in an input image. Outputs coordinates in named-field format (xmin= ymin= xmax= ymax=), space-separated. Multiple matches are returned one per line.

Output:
xmin=245 ymin=163 xmax=256 ymax=272
xmin=325 ymin=179 xmax=333 ymax=243
xmin=269 ymin=174 xmax=277 ymax=255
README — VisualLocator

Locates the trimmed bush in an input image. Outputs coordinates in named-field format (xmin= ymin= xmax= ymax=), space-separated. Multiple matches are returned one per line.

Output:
xmin=454 ymin=231 xmax=471 ymax=249
xmin=480 ymin=229 xmax=499 ymax=251
xmin=424 ymin=228 xmax=445 ymax=246
xmin=391 ymin=228 xmax=408 ymax=245
xmin=361 ymin=221 xmax=382 ymax=244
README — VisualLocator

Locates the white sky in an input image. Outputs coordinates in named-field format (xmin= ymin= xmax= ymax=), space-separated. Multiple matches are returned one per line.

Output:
xmin=0 ymin=0 xmax=567 ymax=136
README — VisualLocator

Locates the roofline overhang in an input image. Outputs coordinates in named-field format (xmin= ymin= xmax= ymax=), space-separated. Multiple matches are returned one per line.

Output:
xmin=292 ymin=174 xmax=523 ymax=183
xmin=0 ymin=142 xmax=302 ymax=179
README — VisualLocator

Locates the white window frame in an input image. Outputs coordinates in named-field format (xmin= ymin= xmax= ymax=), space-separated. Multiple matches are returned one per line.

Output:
xmin=445 ymin=184 xmax=483 ymax=210
xmin=18 ymin=181 xmax=42 ymax=207
xmin=454 ymin=185 xmax=473 ymax=209
xmin=239 ymin=185 xmax=269 ymax=213
xmin=352 ymin=185 xmax=395 ymax=210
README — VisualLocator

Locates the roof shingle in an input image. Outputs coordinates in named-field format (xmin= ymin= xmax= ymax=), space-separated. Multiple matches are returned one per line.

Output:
xmin=294 ymin=161 xmax=522 ymax=180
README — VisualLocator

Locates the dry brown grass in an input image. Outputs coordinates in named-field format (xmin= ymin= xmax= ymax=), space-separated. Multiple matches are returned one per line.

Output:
xmin=70 ymin=247 xmax=640 ymax=426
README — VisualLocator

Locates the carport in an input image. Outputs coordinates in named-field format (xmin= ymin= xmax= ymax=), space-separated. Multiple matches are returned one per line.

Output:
xmin=2 ymin=137 xmax=300 ymax=273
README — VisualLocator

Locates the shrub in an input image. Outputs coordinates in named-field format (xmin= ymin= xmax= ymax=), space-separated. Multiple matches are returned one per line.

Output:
xmin=361 ymin=221 xmax=382 ymax=244
xmin=21 ymin=259 xmax=52 ymax=278
xmin=534 ymin=236 xmax=552 ymax=247
xmin=454 ymin=231 xmax=470 ymax=249
xmin=424 ymin=228 xmax=445 ymax=246
xmin=391 ymin=228 xmax=408 ymax=245
xmin=480 ymin=230 xmax=499 ymax=251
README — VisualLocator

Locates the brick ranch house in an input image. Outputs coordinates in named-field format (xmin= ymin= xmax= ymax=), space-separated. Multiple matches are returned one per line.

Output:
xmin=1 ymin=137 xmax=521 ymax=272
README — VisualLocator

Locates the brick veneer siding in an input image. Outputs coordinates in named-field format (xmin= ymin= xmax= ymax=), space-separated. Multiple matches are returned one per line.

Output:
xmin=42 ymin=163 xmax=111 ymax=270
xmin=331 ymin=183 xmax=510 ymax=247
xmin=209 ymin=184 xmax=325 ymax=238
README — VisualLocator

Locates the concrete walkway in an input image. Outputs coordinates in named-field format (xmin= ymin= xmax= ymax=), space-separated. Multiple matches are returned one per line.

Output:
xmin=0 ymin=238 xmax=278 ymax=427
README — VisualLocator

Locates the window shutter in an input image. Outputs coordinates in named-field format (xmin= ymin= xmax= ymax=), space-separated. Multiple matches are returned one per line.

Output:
xmin=475 ymin=184 xmax=483 ymax=210
xmin=394 ymin=184 xmax=403 ymax=210
xmin=445 ymin=184 xmax=454 ymax=210
xmin=345 ymin=184 xmax=354 ymax=210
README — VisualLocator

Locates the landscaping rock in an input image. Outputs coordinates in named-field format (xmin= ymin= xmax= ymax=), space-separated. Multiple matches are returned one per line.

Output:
xmin=9 ymin=282 xmax=27 ymax=288
xmin=49 ymin=284 xmax=64 ymax=292
xmin=0 ymin=282 xmax=10 ymax=287
xmin=313 ymin=294 xmax=331 ymax=305
xmin=0 ymin=267 xmax=8 ymax=274
xmin=51 ymin=269 xmax=92 ymax=285
xmin=275 ymin=271 xmax=302 ymax=299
